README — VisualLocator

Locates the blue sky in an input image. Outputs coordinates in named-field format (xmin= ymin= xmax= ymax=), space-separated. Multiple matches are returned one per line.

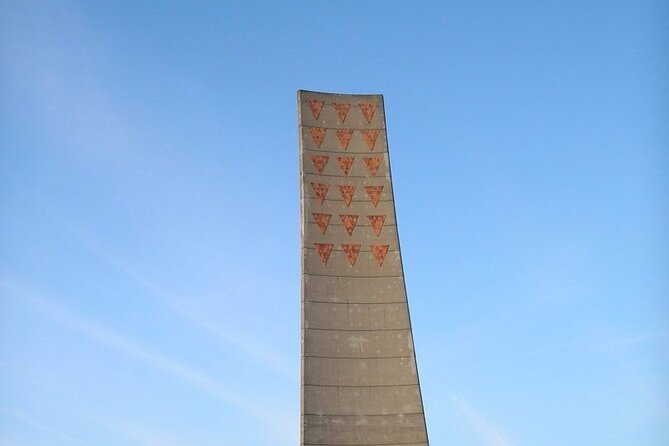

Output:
xmin=1 ymin=0 xmax=667 ymax=445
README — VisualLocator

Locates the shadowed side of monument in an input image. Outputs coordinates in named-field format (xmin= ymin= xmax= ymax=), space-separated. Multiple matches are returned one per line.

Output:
xmin=298 ymin=90 xmax=429 ymax=446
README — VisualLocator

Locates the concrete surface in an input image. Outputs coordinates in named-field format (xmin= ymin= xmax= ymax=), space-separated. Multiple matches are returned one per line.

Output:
xmin=298 ymin=90 xmax=429 ymax=445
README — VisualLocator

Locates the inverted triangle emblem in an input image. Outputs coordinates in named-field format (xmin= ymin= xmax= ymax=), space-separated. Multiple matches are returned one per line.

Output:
xmin=363 ymin=157 xmax=381 ymax=177
xmin=310 ymin=155 xmax=329 ymax=175
xmin=365 ymin=185 xmax=383 ymax=207
xmin=370 ymin=244 xmax=390 ymax=266
xmin=335 ymin=130 xmax=353 ymax=150
xmin=308 ymin=127 xmax=327 ymax=147
xmin=339 ymin=214 xmax=358 ymax=236
xmin=310 ymin=182 xmax=329 ymax=203
xmin=306 ymin=99 xmax=324 ymax=119
xmin=361 ymin=130 xmax=380 ymax=150
xmin=338 ymin=185 xmax=356 ymax=207
xmin=314 ymin=243 xmax=334 ymax=265
xmin=359 ymin=103 xmax=377 ymax=123
xmin=332 ymin=103 xmax=350 ymax=123
xmin=341 ymin=244 xmax=361 ymax=266
xmin=312 ymin=213 xmax=331 ymax=235
xmin=337 ymin=156 xmax=354 ymax=176
xmin=367 ymin=215 xmax=386 ymax=236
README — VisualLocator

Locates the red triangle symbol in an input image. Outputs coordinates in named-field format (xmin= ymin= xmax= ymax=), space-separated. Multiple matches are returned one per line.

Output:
xmin=363 ymin=157 xmax=381 ymax=177
xmin=312 ymin=213 xmax=331 ymax=235
xmin=335 ymin=130 xmax=353 ymax=150
xmin=341 ymin=244 xmax=361 ymax=266
xmin=361 ymin=130 xmax=380 ymax=150
xmin=367 ymin=215 xmax=386 ymax=236
xmin=359 ymin=103 xmax=377 ymax=123
xmin=307 ymin=99 xmax=324 ymax=119
xmin=365 ymin=185 xmax=383 ymax=207
xmin=338 ymin=185 xmax=356 ymax=207
xmin=370 ymin=244 xmax=389 ymax=266
xmin=308 ymin=127 xmax=327 ymax=147
xmin=339 ymin=214 xmax=358 ymax=236
xmin=337 ymin=156 xmax=354 ymax=176
xmin=332 ymin=103 xmax=350 ymax=123
xmin=314 ymin=243 xmax=334 ymax=265
xmin=310 ymin=155 xmax=329 ymax=175
xmin=310 ymin=182 xmax=329 ymax=203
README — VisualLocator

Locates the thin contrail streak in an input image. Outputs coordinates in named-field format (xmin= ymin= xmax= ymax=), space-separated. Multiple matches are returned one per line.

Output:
xmin=71 ymin=235 xmax=294 ymax=379
xmin=0 ymin=281 xmax=292 ymax=439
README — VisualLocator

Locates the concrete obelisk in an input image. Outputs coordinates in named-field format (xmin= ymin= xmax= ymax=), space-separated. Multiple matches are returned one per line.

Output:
xmin=298 ymin=90 xmax=429 ymax=445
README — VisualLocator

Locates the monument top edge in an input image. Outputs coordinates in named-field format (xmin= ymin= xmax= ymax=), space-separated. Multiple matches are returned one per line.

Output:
xmin=298 ymin=89 xmax=384 ymax=102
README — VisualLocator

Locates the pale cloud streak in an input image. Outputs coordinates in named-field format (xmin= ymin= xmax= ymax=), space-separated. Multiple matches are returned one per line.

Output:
xmin=5 ymin=409 xmax=212 ymax=446
xmin=0 ymin=281 xmax=293 ymax=441
xmin=72 ymin=235 xmax=294 ymax=380
xmin=2 ymin=1 xmax=138 ymax=162
xmin=93 ymin=419 xmax=195 ymax=446
xmin=6 ymin=408 xmax=87 ymax=446
xmin=594 ymin=332 xmax=667 ymax=354
xmin=451 ymin=395 xmax=512 ymax=446
xmin=3 ymin=0 xmax=293 ymax=381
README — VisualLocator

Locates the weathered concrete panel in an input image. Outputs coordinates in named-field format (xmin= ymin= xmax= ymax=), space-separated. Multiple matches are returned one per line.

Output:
xmin=304 ymin=328 xmax=414 ymax=358
xmin=304 ymin=356 xmax=417 ymax=387
xmin=304 ymin=384 xmax=423 ymax=415
xmin=299 ymin=90 xmax=428 ymax=445
xmin=304 ymin=275 xmax=407 ymax=304
xmin=304 ymin=414 xmax=428 ymax=444
xmin=304 ymin=302 xmax=410 ymax=330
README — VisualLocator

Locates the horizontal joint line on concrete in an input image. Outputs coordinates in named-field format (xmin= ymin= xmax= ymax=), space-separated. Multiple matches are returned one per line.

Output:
xmin=304 ymin=355 xmax=414 ymax=360
xmin=304 ymin=273 xmax=403 ymax=278
xmin=306 ymin=222 xmax=397 ymax=228
xmin=303 ymin=147 xmax=388 ymax=155
xmin=303 ymin=274 xmax=404 ymax=281
xmin=304 ymin=300 xmax=407 ymax=305
xmin=302 ymin=125 xmax=386 ymax=131
xmin=307 ymin=198 xmax=393 ymax=203
xmin=303 ymin=444 xmax=425 ymax=446
xmin=303 ymin=412 xmax=424 ymax=418
xmin=304 ymin=173 xmax=386 ymax=179
xmin=304 ymin=443 xmax=425 ymax=446
xmin=303 ymin=443 xmax=425 ymax=446
xmin=303 ymin=383 xmax=419 ymax=388
xmin=304 ymin=327 xmax=410 ymax=332
xmin=300 ymin=99 xmax=385 ymax=106
xmin=304 ymin=247 xmax=398 ymax=253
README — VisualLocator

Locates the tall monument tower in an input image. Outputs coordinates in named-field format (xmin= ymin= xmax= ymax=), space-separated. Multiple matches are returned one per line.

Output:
xmin=298 ymin=90 xmax=429 ymax=445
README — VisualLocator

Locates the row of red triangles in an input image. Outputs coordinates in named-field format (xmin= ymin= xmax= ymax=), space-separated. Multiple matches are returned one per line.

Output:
xmin=306 ymin=100 xmax=378 ymax=124
xmin=307 ymin=127 xmax=380 ymax=150
xmin=314 ymin=243 xmax=389 ymax=267
xmin=310 ymin=155 xmax=381 ymax=176
xmin=311 ymin=183 xmax=384 ymax=207
xmin=313 ymin=214 xmax=386 ymax=236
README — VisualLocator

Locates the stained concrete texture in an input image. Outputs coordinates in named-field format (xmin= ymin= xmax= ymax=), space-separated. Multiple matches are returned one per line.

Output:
xmin=299 ymin=90 xmax=429 ymax=446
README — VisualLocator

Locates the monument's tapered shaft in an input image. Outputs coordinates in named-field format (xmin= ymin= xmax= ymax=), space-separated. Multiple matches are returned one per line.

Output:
xmin=299 ymin=90 xmax=429 ymax=445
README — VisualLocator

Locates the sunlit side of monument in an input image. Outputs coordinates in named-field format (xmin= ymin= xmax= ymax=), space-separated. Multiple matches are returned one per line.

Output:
xmin=298 ymin=90 xmax=429 ymax=445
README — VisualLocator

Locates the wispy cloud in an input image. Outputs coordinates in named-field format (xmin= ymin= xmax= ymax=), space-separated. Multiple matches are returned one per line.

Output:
xmin=93 ymin=419 xmax=194 ymax=446
xmin=5 ymin=409 xmax=212 ymax=446
xmin=2 ymin=1 xmax=137 ymax=161
xmin=451 ymin=395 xmax=512 ymax=446
xmin=0 ymin=440 xmax=26 ymax=446
xmin=593 ymin=332 xmax=668 ymax=355
xmin=0 ymin=281 xmax=292 ymax=440
xmin=71 ymin=234 xmax=294 ymax=379
xmin=4 ymin=0 xmax=292 ymax=381
xmin=6 ymin=408 xmax=87 ymax=446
